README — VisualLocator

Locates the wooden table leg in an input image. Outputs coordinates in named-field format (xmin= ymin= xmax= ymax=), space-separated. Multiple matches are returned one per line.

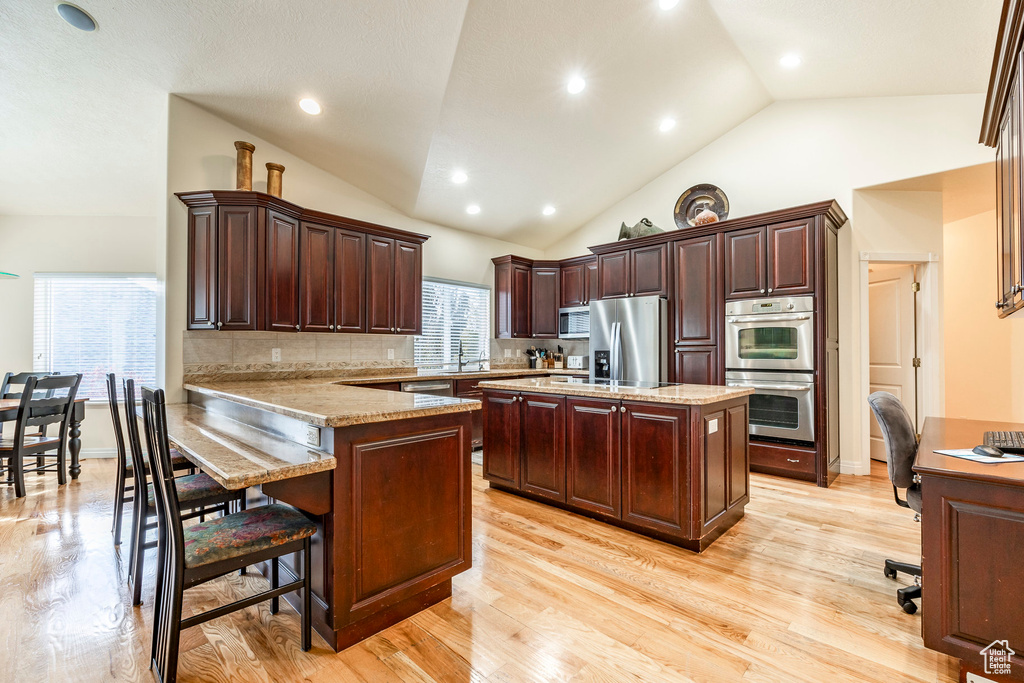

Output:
xmin=68 ymin=405 xmax=84 ymax=480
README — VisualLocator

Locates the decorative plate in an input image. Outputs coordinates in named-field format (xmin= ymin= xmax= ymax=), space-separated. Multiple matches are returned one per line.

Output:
xmin=673 ymin=184 xmax=730 ymax=229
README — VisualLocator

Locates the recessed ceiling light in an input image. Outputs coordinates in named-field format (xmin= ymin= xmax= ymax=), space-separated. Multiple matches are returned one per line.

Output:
xmin=658 ymin=0 xmax=680 ymax=9
xmin=659 ymin=117 xmax=676 ymax=133
xmin=299 ymin=98 xmax=322 ymax=115
xmin=451 ymin=170 xmax=468 ymax=184
xmin=567 ymin=75 xmax=586 ymax=95
xmin=466 ymin=204 xmax=481 ymax=215
xmin=542 ymin=205 xmax=556 ymax=216
xmin=779 ymin=53 xmax=802 ymax=69
xmin=56 ymin=3 xmax=96 ymax=31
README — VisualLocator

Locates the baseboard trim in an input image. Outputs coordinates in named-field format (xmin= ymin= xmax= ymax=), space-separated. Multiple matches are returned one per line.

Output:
xmin=840 ymin=461 xmax=869 ymax=476
xmin=81 ymin=448 xmax=116 ymax=459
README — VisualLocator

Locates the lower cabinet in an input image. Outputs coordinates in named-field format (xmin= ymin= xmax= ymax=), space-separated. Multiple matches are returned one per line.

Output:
xmin=483 ymin=390 xmax=750 ymax=552
xmin=673 ymin=347 xmax=719 ymax=385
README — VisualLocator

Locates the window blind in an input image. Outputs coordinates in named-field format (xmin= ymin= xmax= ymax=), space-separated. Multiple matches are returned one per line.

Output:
xmin=33 ymin=273 xmax=158 ymax=400
xmin=414 ymin=279 xmax=489 ymax=369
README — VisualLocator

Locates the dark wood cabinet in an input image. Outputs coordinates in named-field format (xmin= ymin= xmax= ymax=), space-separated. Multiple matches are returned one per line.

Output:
xmin=520 ymin=393 xmax=566 ymax=502
xmin=492 ymin=256 xmax=533 ymax=339
xmin=179 ymin=191 xmax=426 ymax=334
xmin=767 ymin=219 xmax=814 ymax=296
xmin=620 ymin=401 xmax=687 ymax=535
xmin=333 ymin=228 xmax=366 ymax=333
xmin=672 ymin=235 xmax=718 ymax=346
xmin=586 ymin=260 xmax=598 ymax=303
xmin=597 ymin=244 xmax=667 ymax=300
xmin=511 ymin=264 xmax=531 ymax=338
xmin=366 ymin=236 xmax=395 ymax=334
xmin=559 ymin=262 xmax=585 ymax=308
xmin=482 ymin=391 xmax=521 ymax=488
xmin=299 ymin=222 xmax=334 ymax=333
xmin=723 ymin=227 xmax=766 ymax=300
xmin=263 ymin=211 xmax=300 ymax=332
xmin=566 ymin=397 xmax=621 ymax=517
xmin=216 ymin=206 xmax=258 ymax=330
xmin=673 ymin=347 xmax=718 ymax=385
xmin=186 ymin=207 xmax=217 ymax=330
xmin=530 ymin=266 xmax=560 ymax=338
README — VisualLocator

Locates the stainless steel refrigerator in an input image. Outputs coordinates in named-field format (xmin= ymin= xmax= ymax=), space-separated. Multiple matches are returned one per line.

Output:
xmin=589 ymin=295 xmax=668 ymax=383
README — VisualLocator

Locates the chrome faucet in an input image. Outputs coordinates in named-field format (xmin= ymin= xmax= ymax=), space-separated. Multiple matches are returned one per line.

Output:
xmin=457 ymin=340 xmax=465 ymax=373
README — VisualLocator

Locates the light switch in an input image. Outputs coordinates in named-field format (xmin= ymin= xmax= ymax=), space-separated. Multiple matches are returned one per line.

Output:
xmin=271 ymin=348 xmax=281 ymax=362
xmin=707 ymin=418 xmax=719 ymax=434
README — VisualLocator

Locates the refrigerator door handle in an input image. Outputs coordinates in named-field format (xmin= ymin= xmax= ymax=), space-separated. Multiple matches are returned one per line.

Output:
xmin=609 ymin=322 xmax=622 ymax=380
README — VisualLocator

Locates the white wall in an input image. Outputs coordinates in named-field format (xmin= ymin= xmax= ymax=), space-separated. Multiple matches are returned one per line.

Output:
xmin=0 ymin=215 xmax=160 ymax=454
xmin=164 ymin=96 xmax=542 ymax=401
xmin=545 ymin=94 xmax=994 ymax=475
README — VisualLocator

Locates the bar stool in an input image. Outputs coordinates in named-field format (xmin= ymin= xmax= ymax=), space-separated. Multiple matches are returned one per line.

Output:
xmin=140 ymin=386 xmax=315 ymax=683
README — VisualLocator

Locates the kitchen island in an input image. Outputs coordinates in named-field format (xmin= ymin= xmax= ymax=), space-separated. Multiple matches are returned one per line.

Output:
xmin=478 ymin=377 xmax=754 ymax=552
xmin=178 ymin=379 xmax=478 ymax=651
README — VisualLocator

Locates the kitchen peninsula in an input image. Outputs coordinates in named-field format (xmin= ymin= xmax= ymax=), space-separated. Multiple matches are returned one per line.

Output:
xmin=176 ymin=377 xmax=478 ymax=651
xmin=479 ymin=377 xmax=754 ymax=552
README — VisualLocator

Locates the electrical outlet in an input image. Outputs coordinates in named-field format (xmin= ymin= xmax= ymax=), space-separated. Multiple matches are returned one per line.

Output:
xmin=707 ymin=418 xmax=719 ymax=434
xmin=517 ymin=349 xmax=521 ymax=357
xmin=387 ymin=348 xmax=394 ymax=360
xmin=271 ymin=348 xmax=281 ymax=362
xmin=305 ymin=425 xmax=321 ymax=448
xmin=504 ymin=349 xmax=511 ymax=358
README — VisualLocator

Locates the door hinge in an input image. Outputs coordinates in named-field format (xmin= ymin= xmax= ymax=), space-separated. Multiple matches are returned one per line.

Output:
xmin=912 ymin=357 xmax=922 ymax=368
xmin=911 ymin=282 xmax=920 ymax=292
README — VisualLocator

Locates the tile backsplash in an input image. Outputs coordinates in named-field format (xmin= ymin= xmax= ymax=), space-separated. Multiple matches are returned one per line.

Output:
xmin=183 ymin=330 xmax=590 ymax=382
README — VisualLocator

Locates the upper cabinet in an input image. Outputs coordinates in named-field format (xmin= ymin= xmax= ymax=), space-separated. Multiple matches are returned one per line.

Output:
xmin=724 ymin=220 xmax=813 ymax=300
xmin=596 ymin=243 xmax=668 ymax=300
xmin=530 ymin=265 xmax=560 ymax=338
xmin=178 ymin=191 xmax=426 ymax=334
xmin=672 ymin=234 xmax=719 ymax=346
xmin=559 ymin=256 xmax=597 ymax=308
xmin=493 ymin=256 xmax=532 ymax=339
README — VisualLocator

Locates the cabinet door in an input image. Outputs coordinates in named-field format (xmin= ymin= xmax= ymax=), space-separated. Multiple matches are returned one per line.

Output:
xmin=566 ymin=397 xmax=620 ymax=517
xmin=187 ymin=207 xmax=217 ymax=330
xmin=726 ymin=403 xmax=749 ymax=508
xmin=520 ymin=393 xmax=566 ymax=502
xmin=585 ymin=260 xmax=598 ymax=304
xmin=621 ymin=401 xmax=688 ymax=535
xmin=597 ymin=251 xmax=630 ymax=299
xmin=482 ymin=391 xmax=521 ymax=488
xmin=216 ymin=206 xmax=258 ymax=330
xmin=700 ymin=403 xmax=749 ymax=535
xmin=767 ymin=218 xmax=814 ymax=296
xmin=672 ymin=235 xmax=717 ymax=346
xmin=724 ymin=227 xmax=766 ymax=300
xmin=560 ymin=264 xmax=585 ymax=308
xmin=494 ymin=261 xmax=513 ymax=339
xmin=262 ymin=211 xmax=299 ymax=332
xmin=300 ymin=222 xmax=334 ymax=332
xmin=630 ymin=244 xmax=668 ymax=297
xmin=394 ymin=240 xmax=422 ymax=335
xmin=511 ymin=264 xmax=531 ymax=338
xmin=673 ymin=347 xmax=719 ymax=385
xmin=334 ymin=228 xmax=366 ymax=333
xmin=531 ymin=266 xmax=560 ymax=338
xmin=366 ymin=236 xmax=395 ymax=334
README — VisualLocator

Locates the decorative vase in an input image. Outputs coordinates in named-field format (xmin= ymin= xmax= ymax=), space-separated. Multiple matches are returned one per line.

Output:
xmin=693 ymin=207 xmax=719 ymax=225
xmin=266 ymin=163 xmax=285 ymax=198
xmin=233 ymin=141 xmax=255 ymax=191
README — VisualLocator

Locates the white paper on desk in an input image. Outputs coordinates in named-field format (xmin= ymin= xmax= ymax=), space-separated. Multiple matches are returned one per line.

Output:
xmin=934 ymin=448 xmax=1024 ymax=464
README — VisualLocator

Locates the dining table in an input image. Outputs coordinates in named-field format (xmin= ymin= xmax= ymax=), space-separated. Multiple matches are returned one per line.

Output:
xmin=0 ymin=398 xmax=88 ymax=479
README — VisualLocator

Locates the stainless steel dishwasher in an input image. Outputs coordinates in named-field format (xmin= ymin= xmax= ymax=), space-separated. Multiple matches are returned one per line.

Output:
xmin=400 ymin=379 xmax=455 ymax=397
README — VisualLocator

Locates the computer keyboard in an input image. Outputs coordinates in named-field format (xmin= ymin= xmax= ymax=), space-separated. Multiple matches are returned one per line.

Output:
xmin=983 ymin=431 xmax=1024 ymax=453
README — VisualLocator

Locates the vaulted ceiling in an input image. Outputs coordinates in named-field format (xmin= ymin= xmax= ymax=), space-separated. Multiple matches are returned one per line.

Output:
xmin=0 ymin=0 xmax=1003 ymax=248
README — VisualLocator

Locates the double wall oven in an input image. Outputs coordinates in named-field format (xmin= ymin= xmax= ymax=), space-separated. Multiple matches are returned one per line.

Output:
xmin=725 ymin=296 xmax=815 ymax=444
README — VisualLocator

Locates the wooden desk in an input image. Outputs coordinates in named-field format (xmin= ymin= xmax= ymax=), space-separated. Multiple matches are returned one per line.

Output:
xmin=915 ymin=417 xmax=1024 ymax=682
xmin=0 ymin=398 xmax=88 ymax=480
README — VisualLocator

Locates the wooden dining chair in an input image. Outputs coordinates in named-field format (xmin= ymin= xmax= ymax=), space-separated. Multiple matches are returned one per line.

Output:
xmin=123 ymin=379 xmax=243 ymax=606
xmin=0 ymin=374 xmax=81 ymax=498
xmin=141 ymin=386 xmax=315 ymax=683
xmin=1 ymin=371 xmax=58 ymax=476
xmin=106 ymin=373 xmax=194 ymax=546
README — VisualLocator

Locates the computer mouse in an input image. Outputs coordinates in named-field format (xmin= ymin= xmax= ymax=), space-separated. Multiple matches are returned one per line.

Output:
xmin=973 ymin=444 xmax=1005 ymax=458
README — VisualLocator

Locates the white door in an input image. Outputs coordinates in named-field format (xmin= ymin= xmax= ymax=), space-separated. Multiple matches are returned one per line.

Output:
xmin=868 ymin=264 xmax=917 ymax=462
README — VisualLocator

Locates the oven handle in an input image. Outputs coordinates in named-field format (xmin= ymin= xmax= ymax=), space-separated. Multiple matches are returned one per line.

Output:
xmin=727 ymin=314 xmax=812 ymax=323
xmin=727 ymin=381 xmax=812 ymax=392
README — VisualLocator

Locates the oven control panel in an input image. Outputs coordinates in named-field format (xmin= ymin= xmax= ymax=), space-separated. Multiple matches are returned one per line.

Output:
xmin=725 ymin=295 xmax=814 ymax=316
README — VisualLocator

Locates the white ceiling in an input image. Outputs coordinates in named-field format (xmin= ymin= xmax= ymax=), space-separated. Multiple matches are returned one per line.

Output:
xmin=0 ymin=0 xmax=1003 ymax=248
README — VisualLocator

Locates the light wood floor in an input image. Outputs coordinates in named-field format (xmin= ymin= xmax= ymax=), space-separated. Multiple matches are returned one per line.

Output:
xmin=0 ymin=458 xmax=956 ymax=682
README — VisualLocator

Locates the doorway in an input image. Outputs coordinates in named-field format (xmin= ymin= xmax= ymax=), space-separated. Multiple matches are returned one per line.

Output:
xmin=867 ymin=264 xmax=920 ymax=462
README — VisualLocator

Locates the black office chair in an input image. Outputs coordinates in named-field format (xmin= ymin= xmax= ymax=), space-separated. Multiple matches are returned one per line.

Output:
xmin=867 ymin=391 xmax=922 ymax=614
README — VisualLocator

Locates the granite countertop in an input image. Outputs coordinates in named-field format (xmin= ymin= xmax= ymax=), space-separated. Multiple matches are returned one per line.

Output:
xmin=476 ymin=377 xmax=755 ymax=406
xmin=163 ymin=403 xmax=336 ymax=489
xmin=337 ymin=368 xmax=587 ymax=384
xmin=185 ymin=378 xmax=481 ymax=428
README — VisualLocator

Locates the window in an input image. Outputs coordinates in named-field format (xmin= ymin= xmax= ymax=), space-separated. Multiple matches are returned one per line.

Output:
xmin=33 ymin=274 xmax=159 ymax=400
xmin=414 ymin=279 xmax=489 ymax=369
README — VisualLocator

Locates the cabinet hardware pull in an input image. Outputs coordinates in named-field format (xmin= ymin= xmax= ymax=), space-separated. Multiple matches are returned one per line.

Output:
xmin=996 ymin=301 xmax=1007 ymax=308
xmin=768 ymin=288 xmax=773 ymax=293
xmin=295 ymin=325 xmax=300 ymax=330
xmin=786 ymin=458 xmax=800 ymax=463
xmin=216 ymin=322 xmax=222 ymax=328
xmin=620 ymin=406 xmax=626 ymax=413
xmin=760 ymin=288 xmax=766 ymax=294
xmin=329 ymin=325 xmax=335 ymax=330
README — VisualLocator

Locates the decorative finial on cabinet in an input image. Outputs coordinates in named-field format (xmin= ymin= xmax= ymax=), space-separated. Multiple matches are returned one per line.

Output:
xmin=266 ymin=163 xmax=285 ymax=198
xmin=233 ymin=141 xmax=255 ymax=191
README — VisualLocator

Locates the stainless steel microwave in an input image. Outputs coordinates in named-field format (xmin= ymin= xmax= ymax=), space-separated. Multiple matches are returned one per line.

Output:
xmin=558 ymin=306 xmax=590 ymax=339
